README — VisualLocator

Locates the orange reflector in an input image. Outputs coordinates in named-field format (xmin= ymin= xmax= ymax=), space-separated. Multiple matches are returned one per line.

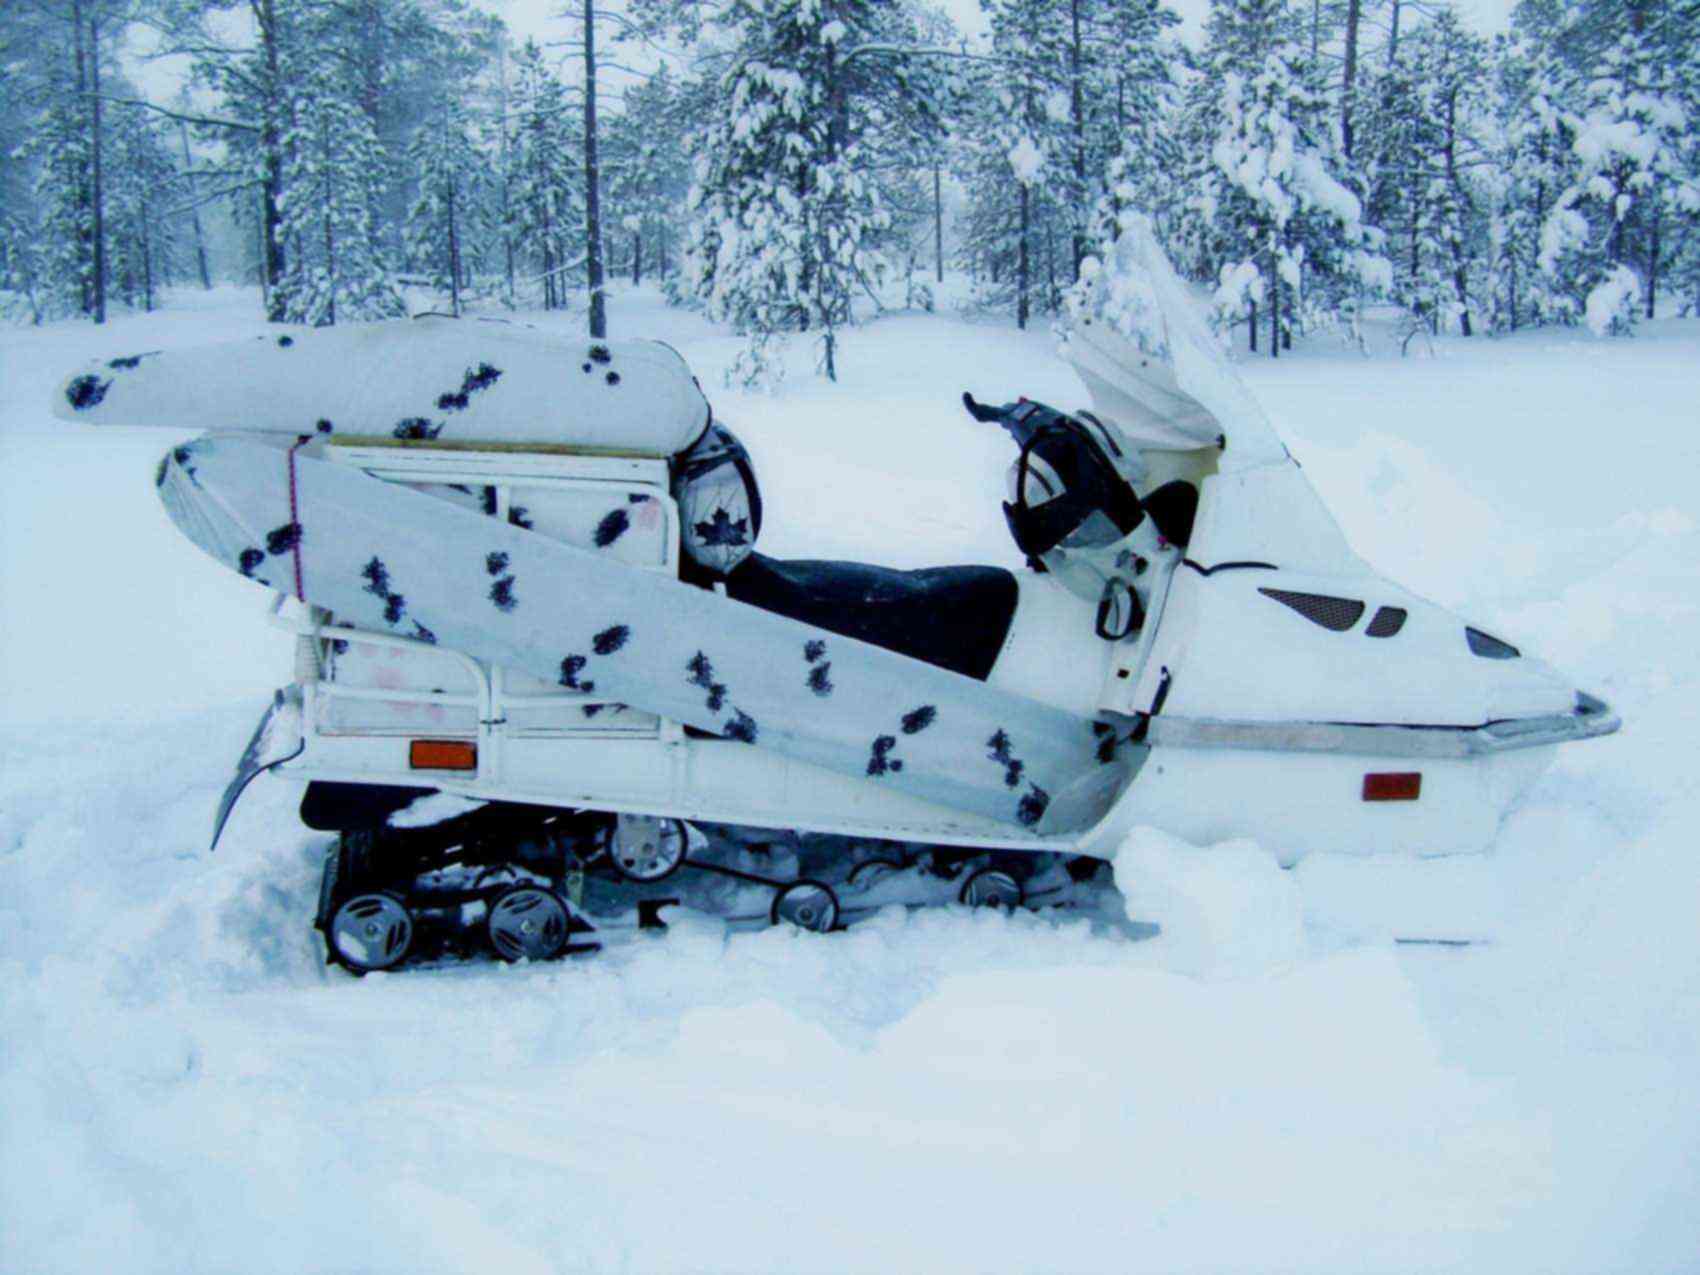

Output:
xmin=410 ymin=739 xmax=477 ymax=771
xmin=1362 ymin=772 xmax=1421 ymax=802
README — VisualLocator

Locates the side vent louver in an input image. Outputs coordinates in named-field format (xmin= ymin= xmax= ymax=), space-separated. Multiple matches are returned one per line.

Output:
xmin=1366 ymin=606 xmax=1408 ymax=638
xmin=1466 ymin=627 xmax=1520 ymax=659
xmin=1259 ymin=588 xmax=1366 ymax=632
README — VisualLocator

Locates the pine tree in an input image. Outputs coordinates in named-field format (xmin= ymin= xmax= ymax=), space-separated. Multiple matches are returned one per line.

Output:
xmin=1367 ymin=9 xmax=1491 ymax=336
xmin=504 ymin=40 xmax=580 ymax=312
xmin=682 ymin=0 xmax=894 ymax=385
xmin=1484 ymin=30 xmax=1576 ymax=331
xmin=1513 ymin=0 xmax=1699 ymax=331
xmin=18 ymin=76 xmax=95 ymax=321
xmin=10 ymin=0 xmax=123 ymax=322
xmin=1188 ymin=0 xmax=1384 ymax=355
xmin=273 ymin=28 xmax=404 ymax=326
xmin=105 ymin=103 xmax=187 ymax=313
xmin=604 ymin=66 xmax=699 ymax=293
xmin=1083 ymin=0 xmax=1182 ymax=252
xmin=405 ymin=93 xmax=487 ymax=314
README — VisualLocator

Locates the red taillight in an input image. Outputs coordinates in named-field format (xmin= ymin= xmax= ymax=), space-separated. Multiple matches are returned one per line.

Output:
xmin=410 ymin=739 xmax=477 ymax=771
xmin=1362 ymin=772 xmax=1421 ymax=802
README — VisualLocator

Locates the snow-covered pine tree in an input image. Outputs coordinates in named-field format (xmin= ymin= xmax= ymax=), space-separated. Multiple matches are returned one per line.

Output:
xmin=1191 ymin=0 xmax=1384 ymax=355
xmin=1483 ymin=28 xmax=1577 ymax=331
xmin=603 ymin=65 xmax=695 ymax=294
xmin=1541 ymin=2 xmax=1696 ymax=332
xmin=682 ymin=0 xmax=893 ymax=385
xmin=273 ymin=24 xmax=405 ymax=326
xmin=957 ymin=0 xmax=1069 ymax=328
xmin=504 ymin=40 xmax=580 ymax=312
xmin=965 ymin=0 xmax=1180 ymax=323
xmin=1367 ymin=8 xmax=1491 ymax=337
xmin=105 ymin=102 xmax=188 ymax=313
xmin=405 ymin=93 xmax=488 ymax=315
xmin=15 ymin=68 xmax=95 ymax=322
xmin=1083 ymin=0 xmax=1181 ymax=251
xmin=9 ymin=0 xmax=125 ymax=322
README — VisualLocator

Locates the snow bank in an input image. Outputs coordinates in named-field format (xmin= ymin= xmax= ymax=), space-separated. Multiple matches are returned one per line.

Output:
xmin=1114 ymin=826 xmax=1305 ymax=977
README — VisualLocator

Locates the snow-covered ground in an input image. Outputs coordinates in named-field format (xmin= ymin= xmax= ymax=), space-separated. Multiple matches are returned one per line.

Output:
xmin=3 ymin=287 xmax=1698 ymax=1274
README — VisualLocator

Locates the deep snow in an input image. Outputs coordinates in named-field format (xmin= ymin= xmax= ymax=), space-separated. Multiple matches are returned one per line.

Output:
xmin=2 ymin=287 xmax=1698 ymax=1274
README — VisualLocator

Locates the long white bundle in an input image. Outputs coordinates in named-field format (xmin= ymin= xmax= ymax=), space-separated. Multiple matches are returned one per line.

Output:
xmin=52 ymin=316 xmax=712 ymax=457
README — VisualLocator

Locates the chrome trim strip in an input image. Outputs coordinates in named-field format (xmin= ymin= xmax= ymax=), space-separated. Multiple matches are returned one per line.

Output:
xmin=1146 ymin=694 xmax=1621 ymax=758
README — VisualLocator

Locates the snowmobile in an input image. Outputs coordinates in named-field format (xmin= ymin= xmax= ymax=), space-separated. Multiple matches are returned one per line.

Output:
xmin=55 ymin=222 xmax=1618 ymax=973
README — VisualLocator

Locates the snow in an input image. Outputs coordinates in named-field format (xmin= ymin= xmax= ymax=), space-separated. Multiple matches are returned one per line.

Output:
xmin=4 ymin=284 xmax=1700 ymax=1273
xmin=388 ymin=792 xmax=491 ymax=829
xmin=1006 ymin=135 xmax=1043 ymax=183
xmin=1584 ymin=264 xmax=1641 ymax=336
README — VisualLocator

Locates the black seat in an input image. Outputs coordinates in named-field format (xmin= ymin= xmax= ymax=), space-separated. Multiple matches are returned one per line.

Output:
xmin=723 ymin=552 xmax=1019 ymax=681
xmin=1144 ymin=480 xmax=1199 ymax=547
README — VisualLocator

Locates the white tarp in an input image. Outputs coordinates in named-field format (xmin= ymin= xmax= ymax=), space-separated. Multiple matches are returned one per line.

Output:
xmin=52 ymin=316 xmax=712 ymax=457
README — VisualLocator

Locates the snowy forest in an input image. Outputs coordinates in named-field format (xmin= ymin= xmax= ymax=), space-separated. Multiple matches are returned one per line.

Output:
xmin=2 ymin=0 xmax=1696 ymax=379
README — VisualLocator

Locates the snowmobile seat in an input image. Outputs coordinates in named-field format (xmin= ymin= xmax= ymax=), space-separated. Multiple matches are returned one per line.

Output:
xmin=723 ymin=552 xmax=1019 ymax=681
xmin=1143 ymin=480 xmax=1198 ymax=548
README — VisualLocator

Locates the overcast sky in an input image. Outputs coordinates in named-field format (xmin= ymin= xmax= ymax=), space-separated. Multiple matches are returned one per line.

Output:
xmin=133 ymin=0 xmax=1519 ymax=109
xmin=480 ymin=0 xmax=1517 ymax=52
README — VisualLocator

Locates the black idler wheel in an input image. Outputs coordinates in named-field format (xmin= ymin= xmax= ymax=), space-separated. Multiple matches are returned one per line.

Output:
xmin=770 ymin=880 xmax=840 ymax=933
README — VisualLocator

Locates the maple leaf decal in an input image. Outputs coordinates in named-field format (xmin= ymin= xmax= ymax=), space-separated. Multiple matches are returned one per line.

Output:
xmin=694 ymin=507 xmax=749 ymax=548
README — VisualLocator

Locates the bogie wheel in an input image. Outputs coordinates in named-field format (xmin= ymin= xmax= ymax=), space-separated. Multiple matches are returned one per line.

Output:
xmin=328 ymin=892 xmax=415 ymax=973
xmin=610 ymin=815 xmax=689 ymax=883
xmin=771 ymin=880 xmax=840 ymax=933
xmin=960 ymin=868 xmax=1024 ymax=911
xmin=847 ymin=858 xmax=905 ymax=889
xmin=487 ymin=885 xmax=572 ymax=962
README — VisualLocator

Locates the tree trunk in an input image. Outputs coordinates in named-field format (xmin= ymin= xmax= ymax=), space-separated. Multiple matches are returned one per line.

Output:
xmin=1017 ymin=184 xmax=1030 ymax=330
xmin=1269 ymin=258 xmax=1279 ymax=360
xmin=1443 ymin=89 xmax=1472 ymax=336
xmin=632 ymin=229 xmax=641 ymax=286
xmin=1248 ymin=297 xmax=1257 ymax=352
xmin=142 ymin=205 xmax=155 ymax=312
xmin=1387 ymin=0 xmax=1401 ymax=69
xmin=1342 ymin=0 xmax=1363 ymax=159
xmin=1508 ymin=247 xmax=1519 ymax=332
xmin=447 ymin=183 xmax=462 ymax=317
xmin=259 ymin=0 xmax=286 ymax=321
xmin=323 ymin=215 xmax=336 ymax=326
xmin=71 ymin=1 xmax=91 ymax=315
xmin=582 ymin=0 xmax=606 ymax=338
xmin=89 ymin=9 xmax=107 ymax=324
xmin=497 ymin=39 xmax=516 ymax=307
xmin=1068 ymin=0 xmax=1086 ymax=280
xmin=933 ymin=163 xmax=943 ymax=284
xmin=1646 ymin=206 xmax=1660 ymax=318
xmin=177 ymin=121 xmax=213 ymax=289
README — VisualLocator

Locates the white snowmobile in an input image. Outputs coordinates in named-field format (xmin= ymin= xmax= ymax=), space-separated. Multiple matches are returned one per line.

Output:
xmin=56 ymin=223 xmax=1617 ymax=972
